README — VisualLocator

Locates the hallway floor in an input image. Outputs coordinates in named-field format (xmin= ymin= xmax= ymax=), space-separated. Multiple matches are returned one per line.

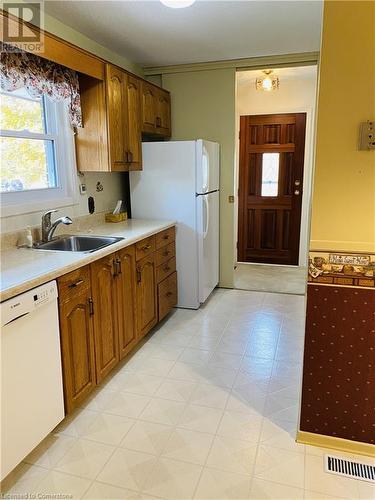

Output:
xmin=234 ymin=263 xmax=307 ymax=295
xmin=2 ymin=289 xmax=373 ymax=499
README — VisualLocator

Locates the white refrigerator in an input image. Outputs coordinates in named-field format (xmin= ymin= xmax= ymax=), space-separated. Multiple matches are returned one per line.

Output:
xmin=130 ymin=140 xmax=220 ymax=309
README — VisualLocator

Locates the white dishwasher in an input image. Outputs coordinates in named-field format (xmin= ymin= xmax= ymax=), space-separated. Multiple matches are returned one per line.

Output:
xmin=1 ymin=281 xmax=65 ymax=480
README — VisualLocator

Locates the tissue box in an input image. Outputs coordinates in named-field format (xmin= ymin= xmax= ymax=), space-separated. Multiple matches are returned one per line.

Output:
xmin=105 ymin=212 xmax=127 ymax=223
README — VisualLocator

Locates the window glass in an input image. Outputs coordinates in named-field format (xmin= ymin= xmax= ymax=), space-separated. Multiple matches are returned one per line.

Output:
xmin=0 ymin=88 xmax=57 ymax=193
xmin=261 ymin=153 xmax=279 ymax=196
xmin=1 ymin=88 xmax=45 ymax=133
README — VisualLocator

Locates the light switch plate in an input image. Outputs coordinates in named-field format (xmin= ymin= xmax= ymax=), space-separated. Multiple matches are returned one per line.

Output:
xmin=358 ymin=121 xmax=375 ymax=150
xmin=79 ymin=183 xmax=87 ymax=194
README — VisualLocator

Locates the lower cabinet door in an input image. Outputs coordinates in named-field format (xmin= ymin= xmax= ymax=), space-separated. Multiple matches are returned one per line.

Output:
xmin=158 ymin=272 xmax=178 ymax=321
xmin=116 ymin=246 xmax=137 ymax=359
xmin=91 ymin=255 xmax=119 ymax=382
xmin=136 ymin=254 xmax=158 ymax=338
xmin=59 ymin=288 xmax=96 ymax=414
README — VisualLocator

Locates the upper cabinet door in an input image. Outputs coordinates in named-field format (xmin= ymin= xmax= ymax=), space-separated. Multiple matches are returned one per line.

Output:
xmin=141 ymin=81 xmax=157 ymax=134
xmin=155 ymin=89 xmax=171 ymax=138
xmin=126 ymin=76 xmax=142 ymax=170
xmin=106 ymin=64 xmax=128 ymax=170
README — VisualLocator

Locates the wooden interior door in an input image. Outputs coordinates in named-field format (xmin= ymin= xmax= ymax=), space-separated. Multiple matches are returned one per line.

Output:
xmin=238 ymin=113 xmax=306 ymax=265
xmin=90 ymin=255 xmax=119 ymax=382
xmin=116 ymin=246 xmax=137 ymax=359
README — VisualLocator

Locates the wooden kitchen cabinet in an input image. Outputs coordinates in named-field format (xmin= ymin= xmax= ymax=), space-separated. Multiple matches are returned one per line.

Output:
xmin=58 ymin=267 xmax=96 ymax=414
xmin=141 ymin=81 xmax=171 ymax=137
xmin=57 ymin=228 xmax=176 ymax=413
xmin=136 ymin=254 xmax=158 ymax=338
xmin=90 ymin=255 xmax=119 ymax=383
xmin=155 ymin=88 xmax=171 ymax=137
xmin=76 ymin=64 xmax=142 ymax=172
xmin=116 ymin=245 xmax=138 ymax=359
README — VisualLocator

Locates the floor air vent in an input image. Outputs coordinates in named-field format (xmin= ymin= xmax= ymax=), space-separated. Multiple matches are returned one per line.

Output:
xmin=325 ymin=455 xmax=375 ymax=483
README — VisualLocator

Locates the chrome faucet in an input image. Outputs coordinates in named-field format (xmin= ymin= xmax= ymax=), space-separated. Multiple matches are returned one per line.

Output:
xmin=41 ymin=210 xmax=73 ymax=242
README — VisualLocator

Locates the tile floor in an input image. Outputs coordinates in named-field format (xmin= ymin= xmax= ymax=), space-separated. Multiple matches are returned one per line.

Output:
xmin=234 ymin=263 xmax=307 ymax=295
xmin=2 ymin=289 xmax=373 ymax=499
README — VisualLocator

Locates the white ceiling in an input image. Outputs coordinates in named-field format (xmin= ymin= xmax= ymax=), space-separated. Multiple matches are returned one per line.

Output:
xmin=44 ymin=0 xmax=323 ymax=68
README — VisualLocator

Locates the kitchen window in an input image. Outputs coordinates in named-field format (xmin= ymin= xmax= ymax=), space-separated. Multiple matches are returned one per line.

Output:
xmin=0 ymin=88 xmax=77 ymax=216
xmin=0 ymin=45 xmax=82 ymax=217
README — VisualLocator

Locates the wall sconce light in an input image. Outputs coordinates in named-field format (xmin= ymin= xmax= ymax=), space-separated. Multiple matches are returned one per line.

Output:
xmin=255 ymin=70 xmax=280 ymax=91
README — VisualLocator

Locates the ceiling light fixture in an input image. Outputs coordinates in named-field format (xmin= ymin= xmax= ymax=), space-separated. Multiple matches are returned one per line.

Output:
xmin=160 ymin=0 xmax=196 ymax=8
xmin=255 ymin=70 xmax=280 ymax=91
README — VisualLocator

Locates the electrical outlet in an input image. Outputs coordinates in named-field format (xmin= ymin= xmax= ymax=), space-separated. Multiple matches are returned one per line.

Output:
xmin=79 ymin=183 xmax=87 ymax=194
xmin=358 ymin=121 xmax=375 ymax=150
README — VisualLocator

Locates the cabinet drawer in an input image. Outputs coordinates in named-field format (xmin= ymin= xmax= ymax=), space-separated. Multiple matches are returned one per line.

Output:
xmin=155 ymin=241 xmax=175 ymax=266
xmin=156 ymin=256 xmax=176 ymax=283
xmin=158 ymin=272 xmax=177 ymax=321
xmin=156 ymin=227 xmax=175 ymax=249
xmin=58 ymin=265 xmax=91 ymax=302
xmin=136 ymin=235 xmax=156 ymax=261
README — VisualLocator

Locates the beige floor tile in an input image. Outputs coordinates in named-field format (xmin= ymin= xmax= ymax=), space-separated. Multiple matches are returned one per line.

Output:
xmin=249 ymin=478 xmax=304 ymax=499
xmin=226 ymin=385 xmax=267 ymax=414
xmin=30 ymin=470 xmax=91 ymax=499
xmin=208 ymin=351 xmax=243 ymax=370
xmin=141 ymin=344 xmax=185 ymax=361
xmin=140 ymin=398 xmax=187 ymax=426
xmin=143 ymin=457 xmax=202 ymax=499
xmin=85 ymin=390 xmax=151 ymax=419
xmin=76 ymin=412 xmax=135 ymax=446
xmin=194 ymin=467 xmax=252 ymax=499
xmin=304 ymin=491 xmax=349 ymax=500
xmin=83 ymin=480 xmax=144 ymax=499
xmin=162 ymin=428 xmax=214 ymax=465
xmin=23 ymin=433 xmax=77 ymax=468
xmin=206 ymin=435 xmax=257 ymax=475
xmin=1 ymin=463 xmax=49 ymax=495
xmin=105 ymin=371 xmax=164 ymax=395
xmin=189 ymin=383 xmax=230 ymax=409
xmin=177 ymin=404 xmax=223 ymax=433
xmin=97 ymin=448 xmax=157 ymax=491
xmin=156 ymin=378 xmax=197 ymax=402
xmin=54 ymin=438 xmax=114 ymax=479
xmin=259 ymin=418 xmax=305 ymax=454
xmin=125 ymin=357 xmax=176 ymax=377
xmin=254 ymin=445 xmax=305 ymax=489
xmin=56 ymin=408 xmax=101 ymax=437
xmin=217 ymin=409 xmax=262 ymax=442
xmin=304 ymin=454 xmax=360 ymax=499
xmin=168 ymin=361 xmax=206 ymax=382
xmin=178 ymin=347 xmax=214 ymax=366
xmin=120 ymin=421 xmax=173 ymax=455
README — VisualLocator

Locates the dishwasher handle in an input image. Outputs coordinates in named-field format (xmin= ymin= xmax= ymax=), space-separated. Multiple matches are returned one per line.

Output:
xmin=2 ymin=312 xmax=30 ymax=327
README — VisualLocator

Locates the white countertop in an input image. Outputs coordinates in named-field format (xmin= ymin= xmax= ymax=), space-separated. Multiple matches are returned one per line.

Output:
xmin=0 ymin=219 xmax=175 ymax=302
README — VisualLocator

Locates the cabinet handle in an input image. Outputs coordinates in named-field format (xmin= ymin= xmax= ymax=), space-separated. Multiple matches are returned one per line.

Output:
xmin=116 ymin=258 xmax=122 ymax=275
xmin=88 ymin=297 xmax=94 ymax=315
xmin=163 ymin=235 xmax=169 ymax=240
xmin=142 ymin=244 xmax=152 ymax=251
xmin=163 ymin=250 xmax=170 ymax=257
xmin=125 ymin=151 xmax=129 ymax=163
xmin=113 ymin=259 xmax=118 ymax=277
xmin=68 ymin=279 xmax=84 ymax=288
xmin=136 ymin=268 xmax=142 ymax=283
xmin=164 ymin=266 xmax=170 ymax=272
xmin=166 ymin=291 xmax=173 ymax=297
xmin=156 ymin=116 xmax=161 ymax=127
xmin=128 ymin=151 xmax=133 ymax=163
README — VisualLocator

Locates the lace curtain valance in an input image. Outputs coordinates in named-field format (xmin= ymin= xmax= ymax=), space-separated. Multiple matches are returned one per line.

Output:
xmin=0 ymin=43 xmax=82 ymax=127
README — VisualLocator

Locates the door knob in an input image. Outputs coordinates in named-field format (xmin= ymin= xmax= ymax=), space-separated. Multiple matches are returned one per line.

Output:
xmin=294 ymin=180 xmax=301 ymax=186
xmin=294 ymin=190 xmax=300 ymax=195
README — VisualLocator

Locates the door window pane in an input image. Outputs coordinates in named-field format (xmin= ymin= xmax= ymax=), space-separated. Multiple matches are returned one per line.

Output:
xmin=1 ymin=89 xmax=45 ymax=133
xmin=1 ymin=137 xmax=57 ymax=192
xmin=261 ymin=153 xmax=279 ymax=196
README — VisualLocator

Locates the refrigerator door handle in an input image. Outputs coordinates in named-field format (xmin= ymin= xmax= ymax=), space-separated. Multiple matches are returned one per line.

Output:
xmin=203 ymin=195 xmax=209 ymax=239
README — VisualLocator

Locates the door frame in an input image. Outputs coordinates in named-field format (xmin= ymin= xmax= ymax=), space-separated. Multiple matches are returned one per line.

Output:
xmin=234 ymin=104 xmax=316 ymax=269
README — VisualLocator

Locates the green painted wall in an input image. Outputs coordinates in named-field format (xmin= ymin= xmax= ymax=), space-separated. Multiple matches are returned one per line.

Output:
xmin=163 ymin=69 xmax=236 ymax=288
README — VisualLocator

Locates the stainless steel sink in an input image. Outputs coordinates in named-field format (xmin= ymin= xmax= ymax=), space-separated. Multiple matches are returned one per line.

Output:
xmin=34 ymin=235 xmax=124 ymax=253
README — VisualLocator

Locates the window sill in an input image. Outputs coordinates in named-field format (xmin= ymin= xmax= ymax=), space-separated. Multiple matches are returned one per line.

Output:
xmin=1 ymin=196 xmax=79 ymax=218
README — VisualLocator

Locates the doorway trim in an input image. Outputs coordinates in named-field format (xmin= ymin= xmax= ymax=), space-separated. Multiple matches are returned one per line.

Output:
xmin=234 ymin=67 xmax=318 ymax=270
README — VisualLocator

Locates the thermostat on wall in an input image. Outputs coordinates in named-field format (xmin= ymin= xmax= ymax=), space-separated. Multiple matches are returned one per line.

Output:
xmin=358 ymin=120 xmax=375 ymax=150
